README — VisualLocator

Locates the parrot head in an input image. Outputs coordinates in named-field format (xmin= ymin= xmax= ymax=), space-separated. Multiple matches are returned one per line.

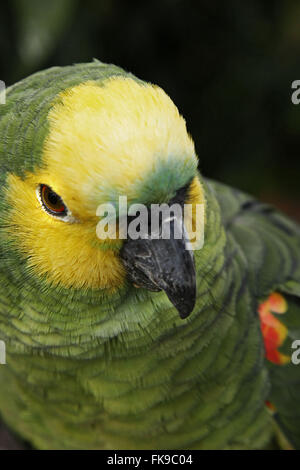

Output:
xmin=3 ymin=71 xmax=205 ymax=319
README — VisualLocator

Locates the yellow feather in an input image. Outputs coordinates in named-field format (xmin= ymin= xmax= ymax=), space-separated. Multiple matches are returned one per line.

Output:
xmin=4 ymin=77 xmax=203 ymax=290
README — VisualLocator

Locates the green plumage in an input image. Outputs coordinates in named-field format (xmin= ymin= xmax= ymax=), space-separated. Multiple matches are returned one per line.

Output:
xmin=0 ymin=62 xmax=299 ymax=449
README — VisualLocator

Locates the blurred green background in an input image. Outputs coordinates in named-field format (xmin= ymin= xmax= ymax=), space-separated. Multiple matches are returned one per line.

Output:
xmin=1 ymin=0 xmax=300 ymax=219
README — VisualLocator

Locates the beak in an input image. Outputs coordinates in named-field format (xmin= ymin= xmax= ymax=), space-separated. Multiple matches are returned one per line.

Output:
xmin=120 ymin=215 xmax=196 ymax=319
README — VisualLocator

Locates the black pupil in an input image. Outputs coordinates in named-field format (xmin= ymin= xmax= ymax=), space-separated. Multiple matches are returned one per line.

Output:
xmin=42 ymin=186 xmax=65 ymax=213
xmin=47 ymin=190 xmax=59 ymax=206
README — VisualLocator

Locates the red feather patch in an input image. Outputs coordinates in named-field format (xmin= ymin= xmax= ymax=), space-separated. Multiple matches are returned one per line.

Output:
xmin=258 ymin=293 xmax=290 ymax=365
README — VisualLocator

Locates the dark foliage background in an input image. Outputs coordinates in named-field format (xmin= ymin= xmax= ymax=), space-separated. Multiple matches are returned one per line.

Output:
xmin=1 ymin=0 xmax=300 ymax=219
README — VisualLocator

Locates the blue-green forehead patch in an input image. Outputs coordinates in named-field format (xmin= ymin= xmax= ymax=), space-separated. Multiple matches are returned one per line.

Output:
xmin=96 ymin=154 xmax=197 ymax=213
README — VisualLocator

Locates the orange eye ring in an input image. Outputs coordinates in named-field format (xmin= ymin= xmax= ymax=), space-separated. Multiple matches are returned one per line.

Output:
xmin=39 ymin=184 xmax=67 ymax=216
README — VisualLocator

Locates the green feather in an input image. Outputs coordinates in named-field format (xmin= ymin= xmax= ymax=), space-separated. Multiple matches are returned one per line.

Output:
xmin=0 ymin=62 xmax=299 ymax=449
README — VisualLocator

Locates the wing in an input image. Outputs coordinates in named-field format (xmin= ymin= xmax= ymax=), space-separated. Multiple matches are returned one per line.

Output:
xmin=206 ymin=178 xmax=300 ymax=449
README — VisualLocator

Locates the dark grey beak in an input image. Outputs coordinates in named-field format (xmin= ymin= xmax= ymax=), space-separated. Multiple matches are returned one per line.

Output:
xmin=120 ymin=216 xmax=196 ymax=319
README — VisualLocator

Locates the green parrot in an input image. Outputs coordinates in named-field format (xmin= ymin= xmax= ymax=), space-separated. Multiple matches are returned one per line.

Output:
xmin=0 ymin=61 xmax=299 ymax=450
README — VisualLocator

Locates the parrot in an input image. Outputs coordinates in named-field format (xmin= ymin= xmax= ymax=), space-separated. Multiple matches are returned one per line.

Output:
xmin=0 ymin=60 xmax=299 ymax=450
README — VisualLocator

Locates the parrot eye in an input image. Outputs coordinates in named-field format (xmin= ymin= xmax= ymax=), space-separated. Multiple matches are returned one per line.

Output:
xmin=38 ymin=184 xmax=69 ymax=219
